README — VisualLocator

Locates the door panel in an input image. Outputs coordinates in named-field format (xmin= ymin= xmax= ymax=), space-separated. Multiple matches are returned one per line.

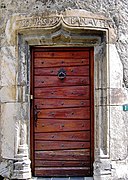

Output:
xmin=35 ymin=141 xmax=90 ymax=150
xmin=34 ymin=76 xmax=90 ymax=87
xmin=35 ymin=149 xmax=90 ymax=160
xmin=37 ymin=107 xmax=90 ymax=119
xmin=35 ymin=160 xmax=91 ymax=167
xmin=35 ymin=131 xmax=90 ymax=141
xmin=31 ymin=47 xmax=94 ymax=177
xmin=34 ymin=58 xmax=89 ymax=68
xmin=34 ymin=66 xmax=89 ymax=76
xmin=34 ymin=51 xmax=89 ymax=58
xmin=34 ymin=86 xmax=90 ymax=99
xmin=35 ymin=119 xmax=90 ymax=132
xmin=34 ymin=99 xmax=90 ymax=109
xmin=34 ymin=167 xmax=90 ymax=177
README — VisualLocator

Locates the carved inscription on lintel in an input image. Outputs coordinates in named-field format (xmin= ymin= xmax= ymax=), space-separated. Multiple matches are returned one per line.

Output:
xmin=16 ymin=16 xmax=61 ymax=28
xmin=16 ymin=15 xmax=112 ymax=29
xmin=63 ymin=16 xmax=112 ymax=28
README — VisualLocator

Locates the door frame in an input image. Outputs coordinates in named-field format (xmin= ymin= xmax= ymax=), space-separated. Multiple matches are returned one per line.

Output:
xmin=30 ymin=47 xmax=94 ymax=176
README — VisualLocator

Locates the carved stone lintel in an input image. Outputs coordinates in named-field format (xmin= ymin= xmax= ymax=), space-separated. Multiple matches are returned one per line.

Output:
xmin=16 ymin=11 xmax=112 ymax=31
xmin=16 ymin=16 xmax=61 ymax=29
xmin=63 ymin=16 xmax=112 ymax=28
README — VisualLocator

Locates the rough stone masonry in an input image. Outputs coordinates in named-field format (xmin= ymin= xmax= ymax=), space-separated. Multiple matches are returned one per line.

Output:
xmin=0 ymin=0 xmax=128 ymax=179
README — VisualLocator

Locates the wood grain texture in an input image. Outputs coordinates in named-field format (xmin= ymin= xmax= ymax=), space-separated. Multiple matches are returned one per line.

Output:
xmin=34 ymin=58 xmax=89 ymax=68
xmin=35 ymin=160 xmax=90 ymax=167
xmin=35 ymin=167 xmax=90 ymax=176
xmin=37 ymin=107 xmax=90 ymax=119
xmin=35 ymin=141 xmax=90 ymax=150
xmin=35 ymin=119 xmax=90 ymax=132
xmin=34 ymin=51 xmax=89 ymax=58
xmin=34 ymin=76 xmax=90 ymax=87
xmin=34 ymin=99 xmax=90 ymax=109
xmin=34 ymin=86 xmax=90 ymax=99
xmin=34 ymin=66 xmax=89 ymax=76
xmin=35 ymin=149 xmax=90 ymax=160
xmin=35 ymin=131 xmax=90 ymax=141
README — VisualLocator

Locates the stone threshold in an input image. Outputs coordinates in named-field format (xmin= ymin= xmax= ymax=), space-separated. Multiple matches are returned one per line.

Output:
xmin=31 ymin=177 xmax=93 ymax=180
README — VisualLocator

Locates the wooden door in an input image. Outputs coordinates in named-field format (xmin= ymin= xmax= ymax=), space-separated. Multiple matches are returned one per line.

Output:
xmin=30 ymin=47 xmax=94 ymax=177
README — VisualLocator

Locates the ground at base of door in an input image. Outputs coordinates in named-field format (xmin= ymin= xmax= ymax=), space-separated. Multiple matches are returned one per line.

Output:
xmin=31 ymin=177 xmax=93 ymax=180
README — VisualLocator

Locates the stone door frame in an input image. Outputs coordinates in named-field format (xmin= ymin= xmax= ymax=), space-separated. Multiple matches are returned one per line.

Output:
xmin=5 ymin=9 xmax=114 ymax=179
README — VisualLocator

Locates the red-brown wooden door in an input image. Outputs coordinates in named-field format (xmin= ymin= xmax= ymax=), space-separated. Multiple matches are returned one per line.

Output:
xmin=31 ymin=47 xmax=94 ymax=177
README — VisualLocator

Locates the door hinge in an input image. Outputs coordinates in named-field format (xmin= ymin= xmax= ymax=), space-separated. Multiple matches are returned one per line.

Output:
xmin=30 ymin=94 xmax=33 ymax=100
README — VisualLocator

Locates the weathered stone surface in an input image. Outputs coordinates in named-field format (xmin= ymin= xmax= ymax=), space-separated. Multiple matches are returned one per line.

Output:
xmin=110 ymin=106 xmax=128 ymax=161
xmin=1 ymin=46 xmax=16 ymax=86
xmin=110 ymin=88 xmax=128 ymax=105
xmin=95 ymin=88 xmax=109 ymax=106
xmin=94 ymin=158 xmax=111 ymax=176
xmin=109 ymin=44 xmax=123 ymax=88
xmin=94 ymin=44 xmax=109 ymax=89
xmin=1 ymin=103 xmax=16 ymax=158
xmin=1 ymin=86 xmax=16 ymax=102
xmin=111 ymin=160 xmax=128 ymax=179
xmin=0 ymin=160 xmax=13 ymax=179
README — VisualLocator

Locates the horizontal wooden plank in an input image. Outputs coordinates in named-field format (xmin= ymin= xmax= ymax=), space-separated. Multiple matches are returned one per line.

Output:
xmin=35 ymin=141 xmax=90 ymax=150
xmin=35 ymin=149 xmax=90 ymax=160
xmin=35 ymin=131 xmax=90 ymax=141
xmin=35 ymin=119 xmax=90 ymax=132
xmin=34 ymin=167 xmax=91 ymax=176
xmin=34 ymin=76 xmax=90 ymax=87
xmin=34 ymin=58 xmax=89 ymax=68
xmin=37 ymin=107 xmax=90 ymax=119
xmin=34 ymin=86 xmax=90 ymax=99
xmin=34 ymin=66 xmax=89 ymax=76
xmin=34 ymin=99 xmax=90 ymax=109
xmin=34 ymin=51 xmax=89 ymax=58
xmin=35 ymin=160 xmax=90 ymax=167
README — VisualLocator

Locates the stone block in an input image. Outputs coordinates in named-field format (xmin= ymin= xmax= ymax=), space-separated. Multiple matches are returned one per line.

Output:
xmin=1 ymin=46 xmax=16 ymax=86
xmin=0 ymin=86 xmax=16 ymax=102
xmin=95 ymin=88 xmax=109 ymax=106
xmin=110 ymin=88 xmax=128 ymax=105
xmin=110 ymin=138 xmax=127 ymax=161
xmin=109 ymin=28 xmax=117 ymax=44
xmin=0 ymin=160 xmax=13 ymax=179
xmin=1 ymin=103 xmax=17 ymax=158
xmin=110 ymin=106 xmax=128 ymax=160
xmin=94 ymin=175 xmax=112 ymax=180
xmin=94 ymin=45 xmax=109 ymax=89
xmin=111 ymin=160 xmax=128 ymax=179
xmin=94 ymin=158 xmax=111 ymax=176
xmin=95 ymin=105 xmax=109 ymax=155
xmin=109 ymin=44 xmax=123 ymax=88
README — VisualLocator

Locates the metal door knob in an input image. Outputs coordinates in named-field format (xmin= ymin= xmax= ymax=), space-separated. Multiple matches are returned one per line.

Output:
xmin=58 ymin=68 xmax=66 ymax=80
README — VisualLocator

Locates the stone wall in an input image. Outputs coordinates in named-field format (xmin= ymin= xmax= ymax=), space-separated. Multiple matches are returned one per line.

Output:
xmin=0 ymin=0 xmax=128 ymax=179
